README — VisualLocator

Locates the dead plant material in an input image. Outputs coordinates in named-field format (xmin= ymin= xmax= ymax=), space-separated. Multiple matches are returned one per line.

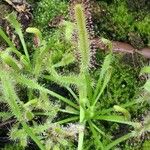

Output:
xmin=93 ymin=38 xmax=150 ymax=58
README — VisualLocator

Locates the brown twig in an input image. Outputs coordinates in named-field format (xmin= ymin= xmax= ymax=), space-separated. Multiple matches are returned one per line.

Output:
xmin=93 ymin=38 xmax=150 ymax=58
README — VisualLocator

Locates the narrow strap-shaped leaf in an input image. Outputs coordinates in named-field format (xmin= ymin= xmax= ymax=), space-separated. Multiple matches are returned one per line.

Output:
xmin=94 ymin=115 xmax=141 ymax=128
xmin=105 ymin=132 xmax=135 ymax=150
xmin=93 ymin=68 xmax=112 ymax=106
xmin=44 ymin=73 xmax=82 ymax=87
xmin=0 ymin=70 xmax=22 ymax=120
xmin=0 ymin=52 xmax=21 ymax=71
xmin=0 ymin=28 xmax=17 ymax=49
xmin=59 ymin=108 xmax=79 ymax=115
xmin=14 ymin=73 xmax=79 ymax=109
xmin=93 ymin=53 xmax=112 ymax=101
xmin=55 ymin=116 xmax=79 ymax=124
xmin=65 ymin=86 xmax=79 ymax=102
xmin=0 ymin=70 xmax=46 ymax=150
xmin=5 ymin=47 xmax=22 ymax=58
xmin=88 ymin=120 xmax=104 ymax=150
xmin=90 ymin=122 xmax=106 ymax=137
xmin=6 ymin=13 xmax=30 ymax=62
xmin=74 ymin=4 xmax=91 ymax=72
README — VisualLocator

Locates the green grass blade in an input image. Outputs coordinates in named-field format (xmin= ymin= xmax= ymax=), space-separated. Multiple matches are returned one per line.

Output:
xmin=78 ymin=121 xmax=85 ymax=150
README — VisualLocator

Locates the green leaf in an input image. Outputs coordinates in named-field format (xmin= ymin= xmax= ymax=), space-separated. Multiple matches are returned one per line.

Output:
xmin=105 ymin=132 xmax=135 ymax=150
xmin=88 ymin=121 xmax=104 ymax=150
xmin=0 ymin=52 xmax=21 ymax=71
xmin=143 ymin=140 xmax=150 ymax=150
xmin=0 ymin=112 xmax=12 ymax=121
xmin=55 ymin=116 xmax=79 ymax=124
xmin=0 ymin=70 xmax=22 ymax=120
xmin=0 ymin=28 xmax=16 ymax=49
xmin=113 ymin=105 xmax=131 ymax=120
xmin=93 ymin=67 xmax=112 ymax=106
xmin=14 ymin=73 xmax=79 ymax=109
xmin=62 ymin=21 xmax=75 ymax=41
xmin=74 ymin=4 xmax=91 ymax=72
xmin=94 ymin=115 xmax=141 ymax=128
xmin=26 ymin=27 xmax=42 ymax=41
xmin=93 ymin=53 xmax=112 ymax=102
xmin=53 ymin=53 xmax=75 ymax=67
xmin=5 ymin=47 xmax=22 ymax=58
xmin=20 ymin=55 xmax=31 ymax=71
xmin=6 ymin=13 xmax=30 ymax=62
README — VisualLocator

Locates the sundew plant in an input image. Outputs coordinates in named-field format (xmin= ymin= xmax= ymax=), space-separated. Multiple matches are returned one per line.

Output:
xmin=0 ymin=0 xmax=150 ymax=150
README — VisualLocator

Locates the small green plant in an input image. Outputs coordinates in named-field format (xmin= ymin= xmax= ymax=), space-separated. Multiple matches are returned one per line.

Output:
xmin=0 ymin=2 xmax=149 ymax=150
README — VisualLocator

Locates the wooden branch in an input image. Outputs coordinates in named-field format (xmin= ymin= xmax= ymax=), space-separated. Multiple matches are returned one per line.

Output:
xmin=93 ymin=38 xmax=150 ymax=58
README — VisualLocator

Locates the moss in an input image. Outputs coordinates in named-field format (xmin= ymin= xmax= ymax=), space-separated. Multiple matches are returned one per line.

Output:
xmin=2 ymin=144 xmax=24 ymax=150
xmin=110 ymin=1 xmax=134 ymax=41
xmin=126 ymin=0 xmax=150 ymax=12
xmin=134 ymin=15 xmax=150 ymax=46
xmin=94 ymin=52 xmax=145 ymax=110
xmin=128 ymin=32 xmax=145 ymax=49
xmin=91 ymin=0 xmax=150 ymax=47
xmin=33 ymin=0 xmax=68 ymax=32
